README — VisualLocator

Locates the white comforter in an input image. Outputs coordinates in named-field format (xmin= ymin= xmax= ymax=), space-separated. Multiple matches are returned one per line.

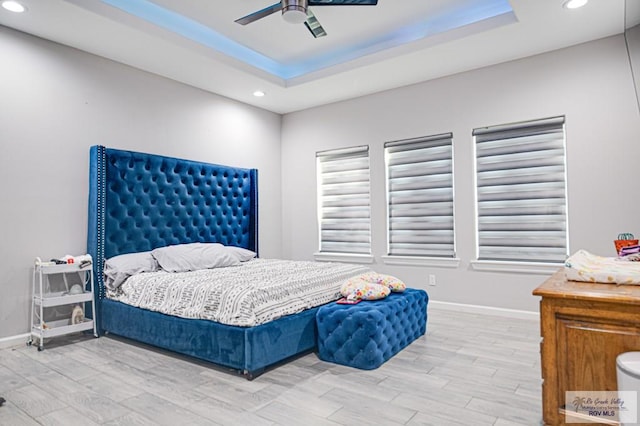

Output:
xmin=107 ymin=258 xmax=370 ymax=326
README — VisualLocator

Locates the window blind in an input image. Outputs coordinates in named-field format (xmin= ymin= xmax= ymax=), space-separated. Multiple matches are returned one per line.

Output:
xmin=474 ymin=116 xmax=568 ymax=263
xmin=316 ymin=146 xmax=371 ymax=254
xmin=385 ymin=133 xmax=455 ymax=257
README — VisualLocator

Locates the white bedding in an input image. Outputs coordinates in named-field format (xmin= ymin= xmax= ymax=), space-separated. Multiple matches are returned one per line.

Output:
xmin=106 ymin=258 xmax=370 ymax=326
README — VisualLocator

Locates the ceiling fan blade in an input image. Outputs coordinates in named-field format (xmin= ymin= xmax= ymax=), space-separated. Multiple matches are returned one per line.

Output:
xmin=304 ymin=9 xmax=327 ymax=38
xmin=235 ymin=2 xmax=283 ymax=25
xmin=308 ymin=0 xmax=377 ymax=5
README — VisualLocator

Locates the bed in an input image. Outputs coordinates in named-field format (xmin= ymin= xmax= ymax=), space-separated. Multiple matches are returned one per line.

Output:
xmin=86 ymin=146 xmax=362 ymax=379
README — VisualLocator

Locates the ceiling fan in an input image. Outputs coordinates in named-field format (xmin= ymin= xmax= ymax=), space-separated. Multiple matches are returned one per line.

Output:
xmin=235 ymin=0 xmax=379 ymax=38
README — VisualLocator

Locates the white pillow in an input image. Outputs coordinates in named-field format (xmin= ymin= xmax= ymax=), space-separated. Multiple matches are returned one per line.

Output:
xmin=225 ymin=246 xmax=257 ymax=262
xmin=151 ymin=243 xmax=240 ymax=272
xmin=104 ymin=251 xmax=159 ymax=290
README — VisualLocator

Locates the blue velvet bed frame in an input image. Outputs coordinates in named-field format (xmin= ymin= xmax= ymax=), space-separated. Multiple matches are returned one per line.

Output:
xmin=87 ymin=146 xmax=319 ymax=379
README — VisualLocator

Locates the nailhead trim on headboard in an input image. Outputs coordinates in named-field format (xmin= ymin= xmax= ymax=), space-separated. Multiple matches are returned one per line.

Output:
xmin=96 ymin=145 xmax=106 ymax=300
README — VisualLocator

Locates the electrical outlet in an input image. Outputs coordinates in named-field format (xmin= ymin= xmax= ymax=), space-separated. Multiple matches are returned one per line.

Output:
xmin=428 ymin=274 xmax=436 ymax=286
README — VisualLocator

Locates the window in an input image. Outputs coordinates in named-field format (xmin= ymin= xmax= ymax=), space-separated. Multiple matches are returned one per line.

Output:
xmin=385 ymin=133 xmax=455 ymax=258
xmin=316 ymin=146 xmax=371 ymax=254
xmin=473 ymin=116 xmax=568 ymax=263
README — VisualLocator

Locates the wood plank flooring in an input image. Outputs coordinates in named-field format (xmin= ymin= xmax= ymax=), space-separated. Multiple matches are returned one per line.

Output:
xmin=0 ymin=306 xmax=543 ymax=425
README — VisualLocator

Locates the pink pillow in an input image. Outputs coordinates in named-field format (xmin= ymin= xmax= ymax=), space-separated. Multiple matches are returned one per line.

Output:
xmin=340 ymin=278 xmax=390 ymax=301
xmin=359 ymin=272 xmax=406 ymax=292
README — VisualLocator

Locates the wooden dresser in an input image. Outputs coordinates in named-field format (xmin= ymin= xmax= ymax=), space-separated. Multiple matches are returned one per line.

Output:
xmin=533 ymin=270 xmax=640 ymax=425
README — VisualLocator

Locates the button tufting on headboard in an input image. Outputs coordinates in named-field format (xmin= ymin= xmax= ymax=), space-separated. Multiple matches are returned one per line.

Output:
xmin=89 ymin=146 xmax=258 ymax=264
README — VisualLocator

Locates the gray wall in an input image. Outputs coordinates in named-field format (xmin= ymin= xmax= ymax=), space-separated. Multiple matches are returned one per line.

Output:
xmin=0 ymin=26 xmax=283 ymax=340
xmin=626 ymin=23 xmax=640 ymax=113
xmin=281 ymin=35 xmax=640 ymax=312
xmin=3 ymin=25 xmax=640 ymax=339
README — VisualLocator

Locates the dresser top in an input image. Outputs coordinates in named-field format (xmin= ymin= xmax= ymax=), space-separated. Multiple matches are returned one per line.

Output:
xmin=533 ymin=269 xmax=640 ymax=304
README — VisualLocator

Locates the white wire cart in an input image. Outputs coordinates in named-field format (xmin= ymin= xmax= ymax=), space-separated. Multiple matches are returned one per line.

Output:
xmin=28 ymin=257 xmax=98 ymax=351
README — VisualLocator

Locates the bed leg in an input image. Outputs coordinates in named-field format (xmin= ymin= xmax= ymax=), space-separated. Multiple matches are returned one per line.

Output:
xmin=243 ymin=368 xmax=264 ymax=381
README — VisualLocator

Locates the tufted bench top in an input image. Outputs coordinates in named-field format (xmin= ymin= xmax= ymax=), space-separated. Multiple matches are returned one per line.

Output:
xmin=316 ymin=289 xmax=428 ymax=370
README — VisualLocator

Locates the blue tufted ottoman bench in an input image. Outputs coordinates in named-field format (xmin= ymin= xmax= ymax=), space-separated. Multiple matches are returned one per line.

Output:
xmin=316 ymin=288 xmax=428 ymax=370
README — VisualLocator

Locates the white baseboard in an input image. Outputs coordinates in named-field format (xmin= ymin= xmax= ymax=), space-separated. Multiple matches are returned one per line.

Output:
xmin=429 ymin=300 xmax=539 ymax=320
xmin=0 ymin=333 xmax=29 ymax=349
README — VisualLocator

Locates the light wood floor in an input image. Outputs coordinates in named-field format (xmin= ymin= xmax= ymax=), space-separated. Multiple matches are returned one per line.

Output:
xmin=0 ymin=305 xmax=543 ymax=425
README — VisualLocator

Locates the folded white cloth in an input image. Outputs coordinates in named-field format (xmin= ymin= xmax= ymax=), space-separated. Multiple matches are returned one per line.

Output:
xmin=565 ymin=249 xmax=640 ymax=285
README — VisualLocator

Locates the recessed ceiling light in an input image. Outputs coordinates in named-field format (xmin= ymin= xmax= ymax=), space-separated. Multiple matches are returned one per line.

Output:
xmin=253 ymin=91 xmax=265 ymax=97
xmin=563 ymin=0 xmax=588 ymax=9
xmin=1 ymin=1 xmax=26 ymax=13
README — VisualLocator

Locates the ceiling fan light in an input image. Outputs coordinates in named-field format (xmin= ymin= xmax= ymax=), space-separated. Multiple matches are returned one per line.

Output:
xmin=282 ymin=7 xmax=307 ymax=24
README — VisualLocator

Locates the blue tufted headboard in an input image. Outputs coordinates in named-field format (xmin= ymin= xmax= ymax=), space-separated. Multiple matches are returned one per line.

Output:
xmin=87 ymin=145 xmax=258 ymax=302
